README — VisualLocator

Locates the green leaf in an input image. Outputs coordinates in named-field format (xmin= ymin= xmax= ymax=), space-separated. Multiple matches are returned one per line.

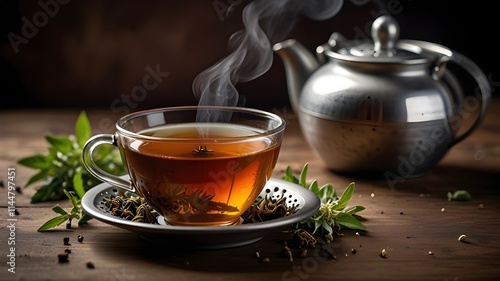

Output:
xmin=344 ymin=205 xmax=365 ymax=215
xmin=317 ymin=183 xmax=336 ymax=202
xmin=30 ymin=177 xmax=64 ymax=203
xmin=321 ymin=219 xmax=333 ymax=234
xmin=299 ymin=163 xmax=309 ymax=187
xmin=447 ymin=190 xmax=472 ymax=201
xmin=308 ymin=180 xmax=320 ymax=195
xmin=78 ymin=213 xmax=93 ymax=225
xmin=69 ymin=200 xmax=81 ymax=213
xmin=45 ymin=135 xmax=73 ymax=153
xmin=283 ymin=166 xmax=298 ymax=184
xmin=64 ymin=189 xmax=79 ymax=208
xmin=37 ymin=214 xmax=69 ymax=232
xmin=75 ymin=111 xmax=91 ymax=148
xmin=336 ymin=213 xmax=366 ymax=231
xmin=17 ymin=154 xmax=51 ymax=169
xmin=313 ymin=219 xmax=322 ymax=234
xmin=334 ymin=182 xmax=355 ymax=211
xmin=51 ymin=204 xmax=68 ymax=216
xmin=73 ymin=170 xmax=85 ymax=199
xmin=24 ymin=168 xmax=52 ymax=187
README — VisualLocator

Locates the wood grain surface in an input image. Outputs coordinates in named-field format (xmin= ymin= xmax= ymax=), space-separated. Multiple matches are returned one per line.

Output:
xmin=1 ymin=99 xmax=499 ymax=281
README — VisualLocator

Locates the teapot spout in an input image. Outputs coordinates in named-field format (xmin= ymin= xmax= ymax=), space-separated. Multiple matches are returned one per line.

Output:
xmin=273 ymin=39 xmax=319 ymax=113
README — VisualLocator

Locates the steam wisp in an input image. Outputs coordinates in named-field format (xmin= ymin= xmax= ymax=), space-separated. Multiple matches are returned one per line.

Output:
xmin=192 ymin=0 xmax=345 ymax=122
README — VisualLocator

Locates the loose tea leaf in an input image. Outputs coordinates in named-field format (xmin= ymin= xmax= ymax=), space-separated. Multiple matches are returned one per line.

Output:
xmin=447 ymin=190 xmax=472 ymax=201
xmin=241 ymin=195 xmax=299 ymax=223
xmin=103 ymin=192 xmax=159 ymax=224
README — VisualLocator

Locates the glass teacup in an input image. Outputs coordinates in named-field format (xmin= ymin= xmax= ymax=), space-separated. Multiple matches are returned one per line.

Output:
xmin=82 ymin=106 xmax=286 ymax=226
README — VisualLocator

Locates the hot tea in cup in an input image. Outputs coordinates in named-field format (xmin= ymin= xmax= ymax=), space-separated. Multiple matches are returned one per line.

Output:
xmin=82 ymin=106 xmax=286 ymax=226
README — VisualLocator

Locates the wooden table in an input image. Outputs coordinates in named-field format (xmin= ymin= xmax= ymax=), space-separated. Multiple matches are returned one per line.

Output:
xmin=1 ymin=99 xmax=499 ymax=281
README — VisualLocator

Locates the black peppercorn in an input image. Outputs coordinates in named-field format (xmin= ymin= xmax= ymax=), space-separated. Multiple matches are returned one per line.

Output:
xmin=58 ymin=253 xmax=69 ymax=263
xmin=63 ymin=237 xmax=70 ymax=245
xmin=77 ymin=235 xmax=84 ymax=243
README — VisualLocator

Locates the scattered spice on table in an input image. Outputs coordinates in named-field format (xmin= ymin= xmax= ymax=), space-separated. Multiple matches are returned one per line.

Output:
xmin=458 ymin=234 xmax=467 ymax=242
xmin=380 ymin=248 xmax=387 ymax=258
xmin=58 ymin=253 xmax=69 ymax=263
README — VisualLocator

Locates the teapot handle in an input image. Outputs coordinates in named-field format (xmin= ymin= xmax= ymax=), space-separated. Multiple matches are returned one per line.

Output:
xmin=400 ymin=40 xmax=492 ymax=147
xmin=446 ymin=52 xmax=492 ymax=146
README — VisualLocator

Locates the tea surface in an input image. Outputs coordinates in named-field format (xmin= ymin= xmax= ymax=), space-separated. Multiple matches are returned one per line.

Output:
xmin=121 ymin=123 xmax=281 ymax=226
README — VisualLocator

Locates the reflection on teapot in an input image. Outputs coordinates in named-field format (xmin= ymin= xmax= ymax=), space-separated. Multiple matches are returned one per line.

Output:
xmin=273 ymin=15 xmax=491 ymax=182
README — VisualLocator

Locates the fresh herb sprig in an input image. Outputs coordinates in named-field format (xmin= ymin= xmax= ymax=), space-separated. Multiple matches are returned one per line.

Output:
xmin=17 ymin=111 xmax=126 ymax=231
xmin=18 ymin=111 xmax=125 ymax=202
xmin=283 ymin=163 xmax=366 ymax=235
xmin=37 ymin=189 xmax=92 ymax=231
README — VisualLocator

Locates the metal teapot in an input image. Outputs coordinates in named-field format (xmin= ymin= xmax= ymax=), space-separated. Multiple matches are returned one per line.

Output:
xmin=273 ymin=15 xmax=491 ymax=180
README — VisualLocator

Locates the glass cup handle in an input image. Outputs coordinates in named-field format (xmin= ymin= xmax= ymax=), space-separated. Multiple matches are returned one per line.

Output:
xmin=81 ymin=134 xmax=134 ymax=192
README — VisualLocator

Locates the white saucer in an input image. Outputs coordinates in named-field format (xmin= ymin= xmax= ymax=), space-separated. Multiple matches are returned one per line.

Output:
xmin=81 ymin=176 xmax=320 ymax=249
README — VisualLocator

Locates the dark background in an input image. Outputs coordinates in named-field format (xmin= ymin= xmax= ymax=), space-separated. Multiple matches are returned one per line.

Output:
xmin=0 ymin=0 xmax=498 ymax=110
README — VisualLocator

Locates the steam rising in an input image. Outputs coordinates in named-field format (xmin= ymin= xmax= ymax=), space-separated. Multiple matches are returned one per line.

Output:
xmin=192 ymin=0 xmax=345 ymax=116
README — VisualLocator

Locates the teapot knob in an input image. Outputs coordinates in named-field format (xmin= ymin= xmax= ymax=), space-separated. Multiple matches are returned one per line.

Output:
xmin=372 ymin=15 xmax=399 ymax=56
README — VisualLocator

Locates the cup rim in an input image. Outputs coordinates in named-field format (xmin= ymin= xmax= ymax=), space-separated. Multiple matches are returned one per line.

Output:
xmin=115 ymin=106 xmax=286 ymax=141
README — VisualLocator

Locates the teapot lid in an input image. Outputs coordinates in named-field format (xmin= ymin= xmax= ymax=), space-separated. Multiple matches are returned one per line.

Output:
xmin=322 ymin=15 xmax=437 ymax=63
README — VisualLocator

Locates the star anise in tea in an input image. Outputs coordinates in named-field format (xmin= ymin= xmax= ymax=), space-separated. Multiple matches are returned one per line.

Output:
xmin=192 ymin=145 xmax=214 ymax=156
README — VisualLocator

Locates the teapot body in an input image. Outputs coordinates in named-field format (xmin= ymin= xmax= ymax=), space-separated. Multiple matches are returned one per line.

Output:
xmin=298 ymin=60 xmax=458 ymax=178
xmin=273 ymin=15 xmax=491 ymax=180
